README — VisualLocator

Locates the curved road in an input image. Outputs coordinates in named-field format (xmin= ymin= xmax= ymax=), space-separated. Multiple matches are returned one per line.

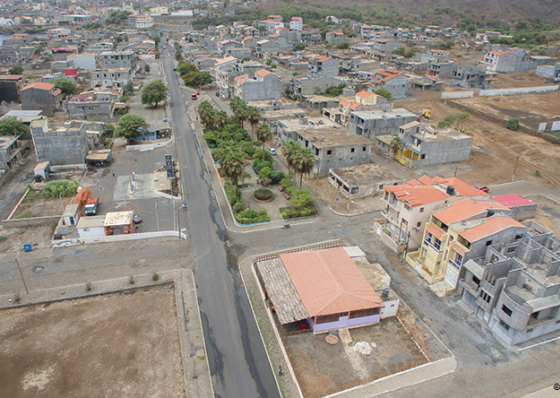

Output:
xmin=161 ymin=51 xmax=280 ymax=398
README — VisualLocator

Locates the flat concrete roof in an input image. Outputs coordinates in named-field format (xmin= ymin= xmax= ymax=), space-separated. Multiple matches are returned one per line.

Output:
xmin=76 ymin=215 xmax=105 ymax=229
xmin=415 ymin=125 xmax=472 ymax=142
xmin=0 ymin=135 xmax=18 ymax=149
xmin=280 ymin=116 xmax=339 ymax=131
xmin=297 ymin=128 xmax=373 ymax=148
xmin=330 ymin=164 xmax=401 ymax=186
xmin=104 ymin=210 xmax=133 ymax=226
xmin=351 ymin=108 xmax=417 ymax=120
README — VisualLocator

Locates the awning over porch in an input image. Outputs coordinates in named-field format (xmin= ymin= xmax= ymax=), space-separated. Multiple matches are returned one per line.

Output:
xmin=426 ymin=224 xmax=445 ymax=240
xmin=257 ymin=257 xmax=309 ymax=324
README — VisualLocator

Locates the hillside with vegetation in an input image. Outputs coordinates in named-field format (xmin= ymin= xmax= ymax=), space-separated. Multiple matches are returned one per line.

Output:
xmin=192 ymin=0 xmax=560 ymax=37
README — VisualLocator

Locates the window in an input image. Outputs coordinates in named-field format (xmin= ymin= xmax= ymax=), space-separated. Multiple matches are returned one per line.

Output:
xmin=499 ymin=319 xmax=510 ymax=331
xmin=401 ymin=218 xmax=408 ymax=226
xmin=420 ymin=154 xmax=426 ymax=159
xmin=351 ymin=187 xmax=359 ymax=194
xmin=316 ymin=313 xmax=345 ymax=324
xmin=502 ymin=305 xmax=513 ymax=317
xmin=416 ymin=222 xmax=422 ymax=228
xmin=507 ymin=247 xmax=516 ymax=253
xmin=455 ymin=254 xmax=463 ymax=266
xmin=434 ymin=238 xmax=441 ymax=250
xmin=486 ymin=240 xmax=493 ymax=246
xmin=420 ymin=207 xmax=424 ymax=213
xmin=515 ymin=234 xmax=523 ymax=240
xmin=349 ymin=308 xmax=375 ymax=319
xmin=351 ymin=147 xmax=355 ymax=153
xmin=362 ymin=146 xmax=366 ymax=151
xmin=425 ymin=232 xmax=433 ymax=242
xmin=404 ymin=203 xmax=411 ymax=211
xmin=327 ymin=150 xmax=332 ymax=155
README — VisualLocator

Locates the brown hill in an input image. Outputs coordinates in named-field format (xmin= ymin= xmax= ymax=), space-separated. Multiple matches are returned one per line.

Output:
xmin=256 ymin=0 xmax=560 ymax=26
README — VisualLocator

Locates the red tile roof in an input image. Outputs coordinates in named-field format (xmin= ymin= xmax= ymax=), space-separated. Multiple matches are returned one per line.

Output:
xmin=21 ymin=82 xmax=54 ymax=91
xmin=418 ymin=176 xmax=487 ymax=197
xmin=427 ymin=224 xmax=445 ymax=240
xmin=255 ymin=69 xmax=271 ymax=78
xmin=492 ymin=194 xmax=535 ymax=208
xmin=356 ymin=91 xmax=372 ymax=98
xmin=433 ymin=198 xmax=504 ymax=225
xmin=459 ymin=216 xmax=524 ymax=243
xmin=280 ymin=247 xmax=383 ymax=317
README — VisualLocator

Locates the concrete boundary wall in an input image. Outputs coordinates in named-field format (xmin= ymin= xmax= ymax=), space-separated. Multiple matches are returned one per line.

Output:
xmin=52 ymin=230 xmax=185 ymax=247
xmin=126 ymin=139 xmax=173 ymax=152
xmin=441 ymin=91 xmax=474 ymax=99
xmin=2 ymin=215 xmax=61 ymax=228
xmin=446 ymin=100 xmax=560 ymax=145
xmin=479 ymin=85 xmax=558 ymax=97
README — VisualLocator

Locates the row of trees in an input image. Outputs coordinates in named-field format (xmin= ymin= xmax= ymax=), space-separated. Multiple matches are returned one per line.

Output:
xmin=283 ymin=141 xmax=315 ymax=192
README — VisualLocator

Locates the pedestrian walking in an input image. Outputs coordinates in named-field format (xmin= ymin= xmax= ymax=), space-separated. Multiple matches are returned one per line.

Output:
xmin=278 ymin=366 xmax=283 ymax=377
xmin=112 ymin=170 xmax=115 ymax=177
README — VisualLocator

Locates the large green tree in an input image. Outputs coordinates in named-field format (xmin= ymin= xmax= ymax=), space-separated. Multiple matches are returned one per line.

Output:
xmin=177 ymin=63 xmax=197 ymax=76
xmin=114 ymin=114 xmax=148 ymax=140
xmin=51 ymin=78 xmax=78 ymax=96
xmin=0 ymin=116 xmax=29 ymax=137
xmin=374 ymin=88 xmax=393 ymax=101
xmin=255 ymin=123 xmax=271 ymax=161
xmin=150 ymin=35 xmax=161 ymax=47
xmin=141 ymin=80 xmax=168 ymax=108
xmin=182 ymin=71 xmax=213 ymax=88
xmin=9 ymin=64 xmax=23 ymax=75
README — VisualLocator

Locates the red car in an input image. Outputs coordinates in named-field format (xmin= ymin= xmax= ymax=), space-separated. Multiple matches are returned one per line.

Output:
xmin=476 ymin=186 xmax=490 ymax=193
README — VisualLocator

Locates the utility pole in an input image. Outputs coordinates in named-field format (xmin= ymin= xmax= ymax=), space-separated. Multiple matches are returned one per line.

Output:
xmin=512 ymin=155 xmax=520 ymax=182
xmin=155 ymin=200 xmax=160 ymax=231
xmin=15 ymin=254 xmax=29 ymax=294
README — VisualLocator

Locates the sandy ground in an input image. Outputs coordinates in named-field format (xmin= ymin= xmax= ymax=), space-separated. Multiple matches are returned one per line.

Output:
xmin=0 ymin=286 xmax=184 ymax=398
xmin=526 ymin=194 xmax=560 ymax=236
xmin=396 ymin=90 xmax=559 ymax=187
xmin=284 ymin=319 xmax=425 ymax=398
xmin=0 ymin=225 xmax=53 ymax=252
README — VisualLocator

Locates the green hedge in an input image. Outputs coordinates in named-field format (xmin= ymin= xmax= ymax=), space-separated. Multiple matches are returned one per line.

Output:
xmin=254 ymin=189 xmax=273 ymax=201
xmin=234 ymin=207 xmax=269 ymax=224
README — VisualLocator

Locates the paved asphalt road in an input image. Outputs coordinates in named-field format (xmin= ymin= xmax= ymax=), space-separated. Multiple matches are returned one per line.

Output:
xmin=161 ymin=53 xmax=279 ymax=398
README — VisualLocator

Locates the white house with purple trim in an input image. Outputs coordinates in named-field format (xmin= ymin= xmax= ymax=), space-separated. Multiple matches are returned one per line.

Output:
xmin=255 ymin=246 xmax=384 ymax=334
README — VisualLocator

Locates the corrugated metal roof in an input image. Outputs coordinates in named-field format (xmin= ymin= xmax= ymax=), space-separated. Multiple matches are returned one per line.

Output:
xmin=257 ymin=257 xmax=309 ymax=324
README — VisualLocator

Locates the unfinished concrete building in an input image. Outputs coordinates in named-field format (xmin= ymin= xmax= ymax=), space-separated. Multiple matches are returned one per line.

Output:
xmin=348 ymin=108 xmax=417 ymax=140
xmin=451 ymin=65 xmax=488 ymax=88
xmin=375 ymin=122 xmax=473 ymax=167
xmin=30 ymin=118 xmax=89 ymax=166
xmin=328 ymin=164 xmax=402 ymax=199
xmin=294 ymin=127 xmax=374 ymax=176
xmin=276 ymin=116 xmax=339 ymax=145
xmin=458 ymin=226 xmax=560 ymax=345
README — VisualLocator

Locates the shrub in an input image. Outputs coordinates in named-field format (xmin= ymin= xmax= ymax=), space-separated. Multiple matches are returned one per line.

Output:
xmin=0 ymin=236 xmax=6 ymax=242
xmin=506 ymin=118 xmax=520 ymax=131
xmin=235 ymin=207 xmax=269 ymax=224
xmin=253 ymin=140 xmax=263 ymax=147
xmin=104 ymin=138 xmax=112 ymax=149
xmin=258 ymin=166 xmax=272 ymax=179
xmin=152 ymin=271 xmax=159 ymax=281
xmin=128 ymin=275 xmax=134 ymax=285
xmin=204 ymin=131 xmax=219 ymax=147
xmin=233 ymin=202 xmax=245 ymax=213
xmin=15 ymin=209 xmax=32 ymax=219
xmin=43 ymin=180 xmax=79 ymax=199
xmin=253 ymin=148 xmax=273 ymax=163
xmin=239 ymin=141 xmax=255 ymax=157
xmin=254 ymin=188 xmax=273 ymax=201
xmin=85 ymin=281 xmax=92 ymax=291
xmin=224 ymin=182 xmax=241 ymax=205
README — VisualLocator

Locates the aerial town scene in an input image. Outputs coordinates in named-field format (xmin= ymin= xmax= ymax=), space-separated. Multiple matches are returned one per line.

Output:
xmin=0 ymin=0 xmax=559 ymax=397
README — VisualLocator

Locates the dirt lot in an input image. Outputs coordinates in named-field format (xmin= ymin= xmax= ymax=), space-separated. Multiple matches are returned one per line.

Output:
xmin=284 ymin=318 xmax=426 ymax=398
xmin=396 ymin=90 xmax=560 ymax=187
xmin=0 ymin=286 xmax=184 ymax=398
xmin=0 ymin=225 xmax=53 ymax=252
xmin=526 ymin=194 xmax=560 ymax=236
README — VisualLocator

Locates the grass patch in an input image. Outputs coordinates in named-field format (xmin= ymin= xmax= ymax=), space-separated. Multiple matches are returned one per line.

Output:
xmin=546 ymin=130 xmax=560 ymax=139
xmin=197 ymin=355 xmax=206 ymax=360
xmin=14 ymin=210 xmax=32 ymax=219
xmin=0 ymin=236 xmax=6 ymax=242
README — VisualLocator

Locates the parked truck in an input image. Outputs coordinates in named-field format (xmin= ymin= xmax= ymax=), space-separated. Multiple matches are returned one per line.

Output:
xmin=84 ymin=197 xmax=99 ymax=216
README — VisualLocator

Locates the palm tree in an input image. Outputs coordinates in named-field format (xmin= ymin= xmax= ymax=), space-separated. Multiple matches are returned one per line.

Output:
xmin=215 ymin=110 xmax=228 ymax=130
xmin=255 ymin=122 xmax=271 ymax=161
xmin=283 ymin=141 xmax=301 ymax=188
xmin=294 ymin=148 xmax=315 ymax=191
xmin=236 ymin=106 xmax=249 ymax=131
xmin=390 ymin=137 xmax=402 ymax=158
xmin=246 ymin=106 xmax=260 ymax=140
xmin=198 ymin=101 xmax=215 ymax=129
xmin=221 ymin=144 xmax=245 ymax=197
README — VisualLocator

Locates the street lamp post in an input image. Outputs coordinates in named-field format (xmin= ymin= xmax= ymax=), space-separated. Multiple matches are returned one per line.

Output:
xmin=155 ymin=200 xmax=160 ymax=231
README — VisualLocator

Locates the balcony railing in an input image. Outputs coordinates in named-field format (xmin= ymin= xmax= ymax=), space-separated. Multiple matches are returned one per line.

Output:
xmin=448 ymin=258 xmax=461 ymax=271
xmin=423 ymin=240 xmax=441 ymax=253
